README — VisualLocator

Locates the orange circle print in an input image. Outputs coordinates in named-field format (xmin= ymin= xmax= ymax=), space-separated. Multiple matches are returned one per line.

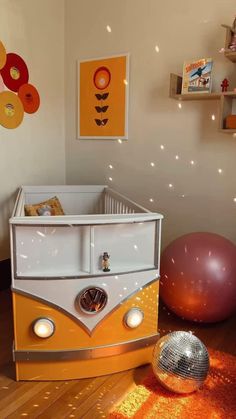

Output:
xmin=93 ymin=66 xmax=111 ymax=90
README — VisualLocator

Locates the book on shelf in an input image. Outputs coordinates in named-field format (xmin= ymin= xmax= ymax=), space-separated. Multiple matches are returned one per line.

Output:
xmin=181 ymin=58 xmax=213 ymax=94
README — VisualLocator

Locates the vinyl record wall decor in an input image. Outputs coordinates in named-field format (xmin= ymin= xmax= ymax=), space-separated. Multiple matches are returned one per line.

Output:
xmin=77 ymin=54 xmax=129 ymax=140
xmin=0 ymin=40 xmax=40 ymax=129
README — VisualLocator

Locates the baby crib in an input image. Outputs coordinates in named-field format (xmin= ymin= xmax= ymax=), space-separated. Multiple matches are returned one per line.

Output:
xmin=10 ymin=185 xmax=163 ymax=380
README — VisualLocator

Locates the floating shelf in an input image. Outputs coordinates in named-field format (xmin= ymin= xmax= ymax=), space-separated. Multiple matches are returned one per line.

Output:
xmin=170 ymin=72 xmax=236 ymax=133
xmin=225 ymin=51 xmax=236 ymax=63
xmin=169 ymin=23 xmax=236 ymax=133
xmin=169 ymin=74 xmax=221 ymax=100
xmin=222 ymin=25 xmax=236 ymax=62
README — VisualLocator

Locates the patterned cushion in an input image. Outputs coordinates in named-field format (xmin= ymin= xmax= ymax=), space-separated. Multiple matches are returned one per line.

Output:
xmin=24 ymin=196 xmax=64 ymax=216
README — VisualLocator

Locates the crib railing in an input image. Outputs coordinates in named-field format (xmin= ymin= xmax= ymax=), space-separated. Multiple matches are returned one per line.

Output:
xmin=104 ymin=188 xmax=150 ymax=215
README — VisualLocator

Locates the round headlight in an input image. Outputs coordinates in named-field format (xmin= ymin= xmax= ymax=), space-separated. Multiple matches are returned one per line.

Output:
xmin=124 ymin=308 xmax=144 ymax=329
xmin=33 ymin=318 xmax=55 ymax=338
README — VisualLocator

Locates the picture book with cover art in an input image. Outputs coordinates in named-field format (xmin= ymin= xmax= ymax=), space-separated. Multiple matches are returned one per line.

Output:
xmin=181 ymin=58 xmax=213 ymax=94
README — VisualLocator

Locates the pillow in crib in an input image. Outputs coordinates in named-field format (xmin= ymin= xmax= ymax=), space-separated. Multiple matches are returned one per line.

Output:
xmin=24 ymin=196 xmax=65 ymax=216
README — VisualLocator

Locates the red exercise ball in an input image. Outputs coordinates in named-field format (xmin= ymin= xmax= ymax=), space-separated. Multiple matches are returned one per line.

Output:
xmin=160 ymin=232 xmax=236 ymax=323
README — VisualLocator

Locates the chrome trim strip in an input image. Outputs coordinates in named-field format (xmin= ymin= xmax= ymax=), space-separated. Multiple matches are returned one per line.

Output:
xmin=12 ymin=218 xmax=161 ymax=228
xmin=12 ymin=277 xmax=159 ymax=336
xmin=13 ymin=333 xmax=159 ymax=361
xmin=15 ymin=266 xmax=157 ymax=280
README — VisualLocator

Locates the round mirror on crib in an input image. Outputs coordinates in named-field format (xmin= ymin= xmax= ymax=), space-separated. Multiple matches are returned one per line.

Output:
xmin=75 ymin=287 xmax=108 ymax=314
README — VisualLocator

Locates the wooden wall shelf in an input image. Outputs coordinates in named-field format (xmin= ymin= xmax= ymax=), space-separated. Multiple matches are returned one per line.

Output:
xmin=169 ymin=24 xmax=236 ymax=134
xmin=222 ymin=25 xmax=236 ymax=62
xmin=225 ymin=51 xmax=236 ymax=63
xmin=169 ymin=74 xmax=221 ymax=100
xmin=169 ymin=73 xmax=236 ymax=133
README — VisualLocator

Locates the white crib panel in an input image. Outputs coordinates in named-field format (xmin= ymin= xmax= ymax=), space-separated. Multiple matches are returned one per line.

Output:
xmin=15 ymin=225 xmax=90 ymax=277
xmin=93 ymin=221 xmax=156 ymax=274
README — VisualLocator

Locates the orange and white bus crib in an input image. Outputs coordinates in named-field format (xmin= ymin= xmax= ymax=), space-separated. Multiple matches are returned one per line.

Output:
xmin=10 ymin=185 xmax=163 ymax=381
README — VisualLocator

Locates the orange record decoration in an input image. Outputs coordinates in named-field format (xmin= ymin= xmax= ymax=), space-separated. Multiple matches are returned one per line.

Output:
xmin=0 ymin=91 xmax=24 ymax=129
xmin=0 ymin=41 xmax=6 ymax=70
xmin=18 ymin=83 xmax=40 ymax=114
xmin=93 ymin=66 xmax=111 ymax=90
xmin=0 ymin=53 xmax=29 ymax=92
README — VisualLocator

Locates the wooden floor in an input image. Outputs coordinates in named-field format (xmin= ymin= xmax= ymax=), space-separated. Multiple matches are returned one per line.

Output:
xmin=0 ymin=289 xmax=235 ymax=419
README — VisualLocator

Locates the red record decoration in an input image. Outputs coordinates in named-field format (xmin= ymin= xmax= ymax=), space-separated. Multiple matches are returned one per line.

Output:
xmin=18 ymin=83 xmax=40 ymax=114
xmin=0 ymin=53 xmax=29 ymax=92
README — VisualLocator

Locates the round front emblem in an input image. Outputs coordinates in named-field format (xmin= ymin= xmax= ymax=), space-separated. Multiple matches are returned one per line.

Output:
xmin=76 ymin=287 xmax=108 ymax=314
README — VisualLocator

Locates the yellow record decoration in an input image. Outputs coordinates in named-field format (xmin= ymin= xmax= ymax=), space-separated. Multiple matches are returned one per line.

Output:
xmin=0 ymin=41 xmax=6 ymax=70
xmin=0 ymin=91 xmax=24 ymax=129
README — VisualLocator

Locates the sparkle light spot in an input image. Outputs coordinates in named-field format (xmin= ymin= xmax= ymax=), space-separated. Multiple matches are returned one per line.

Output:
xmin=211 ymin=114 xmax=216 ymax=121
xmin=168 ymin=183 xmax=173 ymax=188
xmin=108 ymin=177 xmax=113 ymax=181
xmin=218 ymin=168 xmax=223 ymax=174
xmin=117 ymin=139 xmax=122 ymax=144
xmin=123 ymin=79 xmax=128 ymax=85
xmin=160 ymin=144 xmax=164 ymax=150
xmin=106 ymin=25 xmax=112 ymax=33
xmin=155 ymin=45 xmax=160 ymax=53
xmin=150 ymin=162 xmax=155 ymax=167
xmin=36 ymin=230 xmax=46 ymax=237
xmin=178 ymin=102 xmax=182 ymax=109
xmin=108 ymin=164 xmax=113 ymax=169
xmin=175 ymin=155 xmax=179 ymax=160
xmin=190 ymin=160 xmax=195 ymax=165
xmin=149 ymin=198 xmax=154 ymax=202
xmin=233 ymin=197 xmax=236 ymax=202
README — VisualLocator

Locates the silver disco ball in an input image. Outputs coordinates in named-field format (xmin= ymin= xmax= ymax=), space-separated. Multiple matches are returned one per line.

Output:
xmin=152 ymin=331 xmax=209 ymax=394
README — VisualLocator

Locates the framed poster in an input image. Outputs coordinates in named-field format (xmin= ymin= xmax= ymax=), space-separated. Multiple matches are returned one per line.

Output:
xmin=77 ymin=54 xmax=129 ymax=140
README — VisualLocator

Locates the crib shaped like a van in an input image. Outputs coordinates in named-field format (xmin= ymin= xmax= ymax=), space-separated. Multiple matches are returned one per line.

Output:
xmin=10 ymin=185 xmax=163 ymax=381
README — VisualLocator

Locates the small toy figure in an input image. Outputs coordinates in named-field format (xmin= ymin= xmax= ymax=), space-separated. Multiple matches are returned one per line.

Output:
xmin=102 ymin=252 xmax=110 ymax=272
xmin=37 ymin=205 xmax=53 ymax=216
xmin=221 ymin=78 xmax=229 ymax=92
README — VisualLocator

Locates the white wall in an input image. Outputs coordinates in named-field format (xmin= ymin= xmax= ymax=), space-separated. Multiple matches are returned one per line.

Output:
xmin=0 ymin=0 xmax=65 ymax=260
xmin=65 ymin=0 xmax=236 ymax=247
